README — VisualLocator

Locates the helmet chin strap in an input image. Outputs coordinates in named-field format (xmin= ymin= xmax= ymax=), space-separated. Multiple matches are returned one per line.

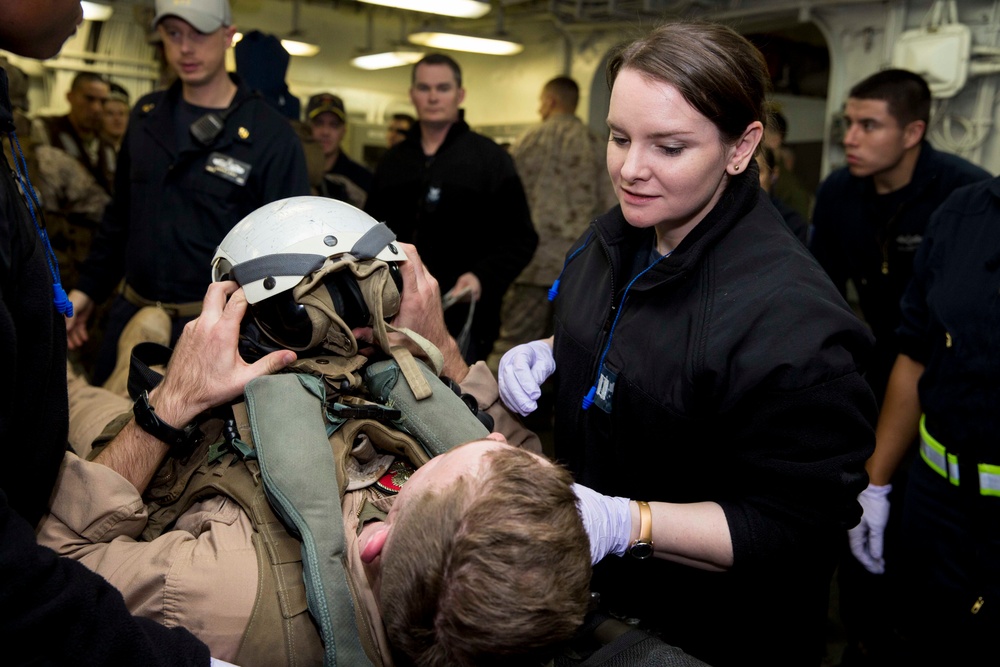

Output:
xmin=362 ymin=267 xmax=443 ymax=401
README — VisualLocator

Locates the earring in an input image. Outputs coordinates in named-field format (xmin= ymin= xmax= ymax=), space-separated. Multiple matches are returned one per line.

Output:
xmin=733 ymin=165 xmax=740 ymax=171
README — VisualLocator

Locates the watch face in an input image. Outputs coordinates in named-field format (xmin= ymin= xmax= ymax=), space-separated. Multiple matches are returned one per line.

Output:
xmin=629 ymin=542 xmax=654 ymax=560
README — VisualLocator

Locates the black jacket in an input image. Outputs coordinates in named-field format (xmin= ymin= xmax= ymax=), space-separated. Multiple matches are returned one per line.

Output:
xmin=366 ymin=118 xmax=536 ymax=355
xmin=1 ymin=67 xmax=209 ymax=667
xmin=1 ymin=68 xmax=68 ymax=528
xmin=809 ymin=142 xmax=990 ymax=395
xmin=552 ymin=164 xmax=877 ymax=666
xmin=0 ymin=490 xmax=210 ymax=666
xmin=77 ymin=75 xmax=310 ymax=304
xmin=899 ymin=176 xmax=1000 ymax=456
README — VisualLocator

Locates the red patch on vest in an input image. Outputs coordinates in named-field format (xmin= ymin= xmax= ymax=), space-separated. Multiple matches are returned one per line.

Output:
xmin=375 ymin=460 xmax=413 ymax=495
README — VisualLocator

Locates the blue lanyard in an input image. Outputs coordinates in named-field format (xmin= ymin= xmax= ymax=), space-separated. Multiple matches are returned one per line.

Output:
xmin=582 ymin=249 xmax=669 ymax=410
xmin=4 ymin=130 xmax=73 ymax=316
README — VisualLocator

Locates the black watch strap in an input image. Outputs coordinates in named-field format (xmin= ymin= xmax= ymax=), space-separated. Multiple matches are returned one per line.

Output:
xmin=133 ymin=390 xmax=203 ymax=448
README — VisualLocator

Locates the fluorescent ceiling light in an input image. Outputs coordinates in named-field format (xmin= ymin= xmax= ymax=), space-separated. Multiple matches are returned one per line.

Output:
xmin=408 ymin=31 xmax=523 ymax=56
xmin=232 ymin=33 xmax=320 ymax=57
xmin=358 ymin=0 xmax=491 ymax=19
xmin=281 ymin=39 xmax=321 ymax=57
xmin=81 ymin=1 xmax=114 ymax=22
xmin=351 ymin=50 xmax=425 ymax=70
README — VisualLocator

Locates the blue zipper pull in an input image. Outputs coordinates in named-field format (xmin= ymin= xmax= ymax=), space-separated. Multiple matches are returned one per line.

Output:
xmin=53 ymin=282 xmax=73 ymax=317
xmin=547 ymin=278 xmax=560 ymax=301
xmin=549 ymin=232 xmax=594 ymax=304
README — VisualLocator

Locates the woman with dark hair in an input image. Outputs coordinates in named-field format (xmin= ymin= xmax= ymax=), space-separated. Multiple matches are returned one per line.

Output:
xmin=499 ymin=21 xmax=877 ymax=666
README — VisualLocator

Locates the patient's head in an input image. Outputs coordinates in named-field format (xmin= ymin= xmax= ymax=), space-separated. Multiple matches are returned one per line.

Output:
xmin=369 ymin=439 xmax=591 ymax=666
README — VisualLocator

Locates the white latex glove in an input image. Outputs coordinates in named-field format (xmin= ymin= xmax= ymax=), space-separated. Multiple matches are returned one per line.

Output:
xmin=848 ymin=483 xmax=892 ymax=574
xmin=497 ymin=339 xmax=556 ymax=416
xmin=572 ymin=483 xmax=632 ymax=564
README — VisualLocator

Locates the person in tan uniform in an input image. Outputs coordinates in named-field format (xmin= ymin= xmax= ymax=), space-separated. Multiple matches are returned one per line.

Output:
xmin=42 ymin=232 xmax=591 ymax=666
xmin=489 ymin=76 xmax=616 ymax=370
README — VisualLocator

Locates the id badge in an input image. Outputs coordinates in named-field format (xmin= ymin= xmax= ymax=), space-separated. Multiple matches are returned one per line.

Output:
xmin=593 ymin=364 xmax=617 ymax=413
xmin=205 ymin=152 xmax=251 ymax=186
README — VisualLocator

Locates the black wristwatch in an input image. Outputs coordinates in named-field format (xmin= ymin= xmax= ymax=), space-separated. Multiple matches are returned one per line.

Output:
xmin=133 ymin=390 xmax=203 ymax=448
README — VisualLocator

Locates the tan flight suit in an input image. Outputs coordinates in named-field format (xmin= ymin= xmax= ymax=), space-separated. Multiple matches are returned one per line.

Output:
xmin=39 ymin=361 xmax=537 ymax=664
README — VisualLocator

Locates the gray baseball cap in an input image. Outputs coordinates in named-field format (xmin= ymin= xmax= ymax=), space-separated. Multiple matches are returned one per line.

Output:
xmin=153 ymin=0 xmax=232 ymax=34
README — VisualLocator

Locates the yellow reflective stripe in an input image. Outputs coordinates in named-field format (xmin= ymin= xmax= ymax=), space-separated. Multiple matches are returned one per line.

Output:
xmin=919 ymin=415 xmax=957 ymax=485
xmin=979 ymin=463 xmax=1000 ymax=498
xmin=920 ymin=414 xmax=1000 ymax=497
xmin=947 ymin=453 xmax=960 ymax=485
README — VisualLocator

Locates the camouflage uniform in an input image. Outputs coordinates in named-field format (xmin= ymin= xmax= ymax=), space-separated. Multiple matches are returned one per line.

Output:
xmin=34 ymin=145 xmax=111 ymax=288
xmin=4 ymin=117 xmax=109 ymax=293
xmin=33 ymin=114 xmax=117 ymax=196
xmin=492 ymin=113 xmax=616 ymax=363
xmin=0 ymin=59 xmax=111 ymax=292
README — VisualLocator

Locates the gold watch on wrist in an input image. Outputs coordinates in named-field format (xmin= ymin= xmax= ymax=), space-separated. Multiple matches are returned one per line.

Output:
xmin=628 ymin=500 xmax=654 ymax=560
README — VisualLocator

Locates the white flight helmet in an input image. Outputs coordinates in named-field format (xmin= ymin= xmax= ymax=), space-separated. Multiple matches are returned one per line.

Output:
xmin=212 ymin=196 xmax=405 ymax=304
xmin=212 ymin=196 xmax=407 ymax=353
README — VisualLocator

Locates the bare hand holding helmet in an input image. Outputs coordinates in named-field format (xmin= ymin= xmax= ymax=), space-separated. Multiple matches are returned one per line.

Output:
xmin=211 ymin=196 xmax=443 ymax=397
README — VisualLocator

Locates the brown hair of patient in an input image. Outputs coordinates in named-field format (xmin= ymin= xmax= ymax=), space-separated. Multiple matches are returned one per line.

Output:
xmin=380 ymin=446 xmax=591 ymax=666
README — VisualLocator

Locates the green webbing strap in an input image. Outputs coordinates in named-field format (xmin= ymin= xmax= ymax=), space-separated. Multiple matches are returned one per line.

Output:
xmin=245 ymin=373 xmax=372 ymax=667
xmin=364 ymin=358 xmax=490 ymax=459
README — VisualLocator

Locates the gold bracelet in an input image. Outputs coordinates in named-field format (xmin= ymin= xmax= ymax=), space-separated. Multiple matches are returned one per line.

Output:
xmin=628 ymin=500 xmax=654 ymax=559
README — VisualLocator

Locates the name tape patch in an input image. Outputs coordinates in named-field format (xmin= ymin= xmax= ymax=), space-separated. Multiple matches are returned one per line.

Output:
xmin=205 ymin=152 xmax=251 ymax=186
